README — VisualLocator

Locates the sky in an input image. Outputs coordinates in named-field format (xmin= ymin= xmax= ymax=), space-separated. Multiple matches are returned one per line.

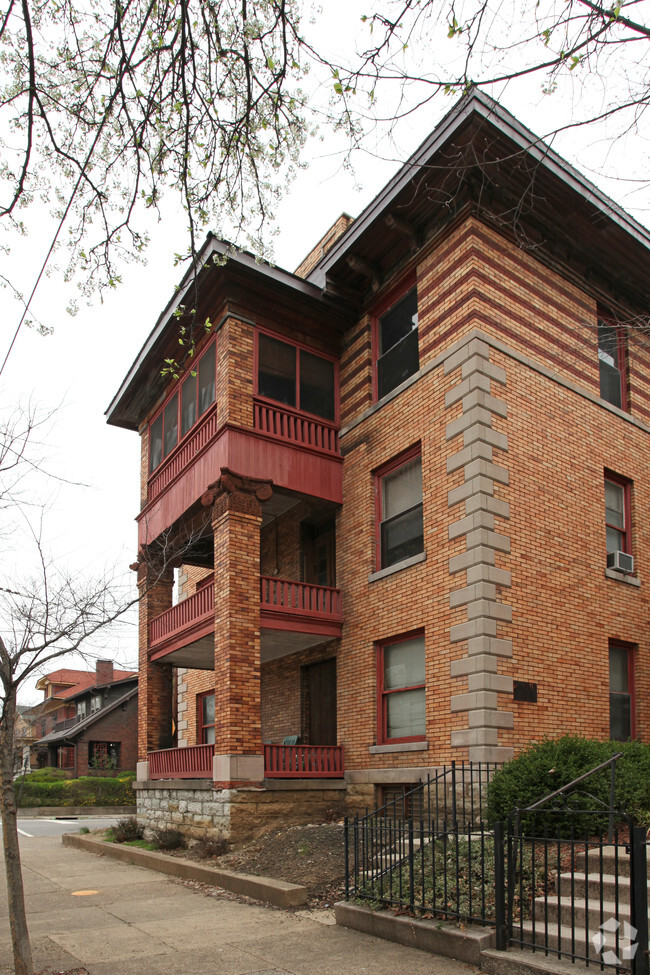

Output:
xmin=2 ymin=0 xmax=648 ymax=703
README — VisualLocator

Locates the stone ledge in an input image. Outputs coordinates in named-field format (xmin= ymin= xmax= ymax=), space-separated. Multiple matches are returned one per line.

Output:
xmin=334 ymin=901 xmax=495 ymax=966
xmin=605 ymin=568 xmax=641 ymax=587
xmin=368 ymin=551 xmax=427 ymax=583
xmin=62 ymin=833 xmax=308 ymax=908
xmin=18 ymin=805 xmax=136 ymax=818
xmin=133 ymin=778 xmax=214 ymax=791
xmin=368 ymin=741 xmax=428 ymax=755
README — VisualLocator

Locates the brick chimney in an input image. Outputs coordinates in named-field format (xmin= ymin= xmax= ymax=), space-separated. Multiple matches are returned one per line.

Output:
xmin=95 ymin=660 xmax=114 ymax=684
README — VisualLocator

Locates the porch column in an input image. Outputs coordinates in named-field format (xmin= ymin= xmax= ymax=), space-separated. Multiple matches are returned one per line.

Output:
xmin=202 ymin=469 xmax=272 ymax=787
xmin=135 ymin=560 xmax=175 ymax=761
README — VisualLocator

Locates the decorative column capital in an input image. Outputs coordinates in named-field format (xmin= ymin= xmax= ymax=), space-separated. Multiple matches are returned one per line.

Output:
xmin=201 ymin=468 xmax=273 ymax=519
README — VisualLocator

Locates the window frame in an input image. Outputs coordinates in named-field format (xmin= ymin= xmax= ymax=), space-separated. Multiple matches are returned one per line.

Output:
xmin=598 ymin=317 xmax=628 ymax=411
xmin=376 ymin=630 xmax=426 ymax=745
xmin=254 ymin=327 xmax=340 ymax=425
xmin=374 ymin=444 xmax=424 ymax=571
xmin=197 ymin=690 xmax=216 ymax=745
xmin=609 ymin=641 xmax=635 ymax=741
xmin=90 ymin=694 xmax=102 ymax=714
xmin=604 ymin=471 xmax=632 ymax=557
xmin=371 ymin=274 xmax=418 ymax=402
xmin=148 ymin=336 xmax=217 ymax=476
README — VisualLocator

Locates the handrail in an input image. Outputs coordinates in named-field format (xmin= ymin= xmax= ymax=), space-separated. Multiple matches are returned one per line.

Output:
xmin=519 ymin=752 xmax=624 ymax=813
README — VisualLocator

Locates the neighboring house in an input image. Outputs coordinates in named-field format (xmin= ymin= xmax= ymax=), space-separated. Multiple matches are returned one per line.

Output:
xmin=33 ymin=660 xmax=138 ymax=776
xmin=13 ymin=705 xmax=40 ymax=774
xmin=106 ymin=90 xmax=650 ymax=843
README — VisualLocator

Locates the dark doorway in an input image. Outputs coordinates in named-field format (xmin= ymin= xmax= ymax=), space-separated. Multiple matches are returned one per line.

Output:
xmin=301 ymin=518 xmax=336 ymax=588
xmin=306 ymin=658 xmax=337 ymax=745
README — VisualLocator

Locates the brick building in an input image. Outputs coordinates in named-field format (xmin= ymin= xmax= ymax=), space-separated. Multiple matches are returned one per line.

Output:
xmin=107 ymin=90 xmax=650 ymax=842
xmin=33 ymin=661 xmax=138 ymax=776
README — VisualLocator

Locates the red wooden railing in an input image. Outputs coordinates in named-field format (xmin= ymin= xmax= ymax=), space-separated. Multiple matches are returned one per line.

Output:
xmin=264 ymin=744 xmax=344 ymax=779
xmin=149 ymin=582 xmax=215 ymax=647
xmin=260 ymin=577 xmax=342 ymax=620
xmin=149 ymin=744 xmax=214 ymax=779
xmin=148 ymin=408 xmax=219 ymax=501
xmin=254 ymin=399 xmax=339 ymax=454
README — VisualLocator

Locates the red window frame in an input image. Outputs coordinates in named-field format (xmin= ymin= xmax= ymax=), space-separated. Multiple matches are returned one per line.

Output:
xmin=604 ymin=471 xmax=632 ymax=555
xmin=374 ymin=444 xmax=423 ymax=571
xmin=598 ymin=316 xmax=628 ymax=411
xmin=371 ymin=272 xmax=418 ymax=402
xmin=609 ymin=641 xmax=635 ymax=740
xmin=254 ymin=327 xmax=340 ymax=425
xmin=376 ymin=630 xmax=426 ymax=745
xmin=148 ymin=336 xmax=217 ymax=475
xmin=57 ymin=745 xmax=75 ymax=769
xmin=197 ymin=690 xmax=215 ymax=745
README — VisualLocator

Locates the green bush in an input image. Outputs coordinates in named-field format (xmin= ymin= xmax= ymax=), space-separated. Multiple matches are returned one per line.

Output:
xmin=16 ymin=770 xmax=136 ymax=807
xmin=486 ymin=736 xmax=650 ymax=835
xmin=20 ymin=768 xmax=71 ymax=782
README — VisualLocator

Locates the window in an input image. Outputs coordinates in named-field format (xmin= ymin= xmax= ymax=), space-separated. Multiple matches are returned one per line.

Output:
xmin=609 ymin=642 xmax=634 ymax=740
xmin=377 ymin=633 xmax=426 ymax=743
xmin=198 ymin=691 xmax=215 ymax=745
xmin=604 ymin=473 xmax=631 ymax=556
xmin=149 ymin=340 xmax=217 ymax=473
xmin=598 ymin=320 xmax=626 ymax=410
xmin=376 ymin=449 xmax=423 ymax=569
xmin=90 ymin=694 xmax=102 ymax=714
xmin=257 ymin=332 xmax=336 ymax=422
xmin=375 ymin=284 xmax=419 ymax=399
xmin=89 ymin=741 xmax=120 ymax=769
xmin=76 ymin=700 xmax=87 ymax=721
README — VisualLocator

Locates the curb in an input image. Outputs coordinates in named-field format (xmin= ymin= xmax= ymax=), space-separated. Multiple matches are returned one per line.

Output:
xmin=19 ymin=806 xmax=136 ymax=818
xmin=334 ymin=901 xmax=495 ymax=967
xmin=62 ymin=833 xmax=308 ymax=909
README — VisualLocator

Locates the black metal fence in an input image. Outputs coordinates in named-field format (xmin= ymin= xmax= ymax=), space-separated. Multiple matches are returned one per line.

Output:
xmin=344 ymin=760 xmax=650 ymax=975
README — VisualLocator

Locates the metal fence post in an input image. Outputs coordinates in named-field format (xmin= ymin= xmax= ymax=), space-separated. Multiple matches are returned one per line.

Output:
xmin=344 ymin=816 xmax=349 ymax=900
xmin=494 ymin=820 xmax=507 ymax=950
xmin=630 ymin=825 xmax=649 ymax=975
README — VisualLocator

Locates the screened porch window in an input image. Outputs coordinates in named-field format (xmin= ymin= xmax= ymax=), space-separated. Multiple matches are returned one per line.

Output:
xmin=257 ymin=332 xmax=336 ymax=422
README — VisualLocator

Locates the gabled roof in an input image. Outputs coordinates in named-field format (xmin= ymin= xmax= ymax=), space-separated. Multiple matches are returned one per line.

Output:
xmin=60 ymin=673 xmax=137 ymax=702
xmin=305 ymin=89 xmax=650 ymax=292
xmin=36 ymin=685 xmax=138 ymax=745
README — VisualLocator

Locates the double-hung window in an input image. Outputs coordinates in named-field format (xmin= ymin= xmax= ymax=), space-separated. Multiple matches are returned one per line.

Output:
xmin=257 ymin=332 xmax=336 ymax=422
xmin=376 ymin=450 xmax=424 ymax=570
xmin=375 ymin=284 xmax=419 ymax=400
xmin=609 ymin=642 xmax=634 ymax=740
xmin=149 ymin=339 xmax=216 ymax=474
xmin=598 ymin=320 xmax=626 ymax=410
xmin=378 ymin=633 xmax=426 ymax=743
xmin=604 ymin=473 xmax=631 ymax=558
xmin=198 ymin=691 xmax=215 ymax=745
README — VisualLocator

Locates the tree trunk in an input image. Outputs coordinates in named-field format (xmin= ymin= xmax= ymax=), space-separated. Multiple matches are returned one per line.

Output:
xmin=0 ymin=686 xmax=34 ymax=975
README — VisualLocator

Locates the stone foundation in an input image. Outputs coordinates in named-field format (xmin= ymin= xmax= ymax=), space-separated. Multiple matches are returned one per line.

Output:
xmin=134 ymin=779 xmax=347 ymax=845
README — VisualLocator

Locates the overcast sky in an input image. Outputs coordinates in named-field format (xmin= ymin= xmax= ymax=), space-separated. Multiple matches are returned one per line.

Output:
xmin=2 ymin=0 xmax=648 ymax=703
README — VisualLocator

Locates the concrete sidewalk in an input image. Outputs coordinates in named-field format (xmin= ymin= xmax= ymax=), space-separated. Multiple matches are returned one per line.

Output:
xmin=0 ymin=836 xmax=479 ymax=974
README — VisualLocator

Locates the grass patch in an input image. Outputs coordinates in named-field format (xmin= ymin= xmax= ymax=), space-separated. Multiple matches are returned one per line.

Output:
xmin=123 ymin=839 xmax=157 ymax=851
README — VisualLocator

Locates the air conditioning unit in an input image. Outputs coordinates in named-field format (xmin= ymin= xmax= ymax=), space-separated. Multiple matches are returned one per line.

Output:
xmin=607 ymin=550 xmax=634 ymax=574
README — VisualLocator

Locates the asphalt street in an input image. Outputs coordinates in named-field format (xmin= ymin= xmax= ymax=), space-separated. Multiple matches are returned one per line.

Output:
xmin=11 ymin=816 xmax=120 ymax=838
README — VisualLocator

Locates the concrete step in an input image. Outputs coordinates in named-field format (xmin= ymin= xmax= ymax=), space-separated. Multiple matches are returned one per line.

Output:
xmin=534 ymin=894 xmax=638 ymax=929
xmin=566 ymin=871 xmax=650 ymax=904
xmin=515 ymin=918 xmax=637 ymax=969
xmin=480 ymin=946 xmax=613 ymax=975
xmin=575 ymin=847 xmax=650 ymax=879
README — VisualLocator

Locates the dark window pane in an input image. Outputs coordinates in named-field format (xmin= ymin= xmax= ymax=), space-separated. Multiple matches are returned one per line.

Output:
xmin=379 ymin=287 xmax=418 ymax=355
xmin=181 ymin=373 xmax=197 ymax=436
xmin=198 ymin=346 xmax=216 ymax=416
xmin=150 ymin=414 xmax=163 ymax=471
xmin=258 ymin=334 xmax=296 ymax=406
xmin=378 ymin=329 xmax=419 ymax=399
xmin=610 ymin=693 xmax=631 ymax=740
xmin=163 ymin=393 xmax=178 ymax=456
xmin=381 ymin=504 xmax=424 ymax=567
xmin=300 ymin=350 xmax=335 ymax=420
xmin=598 ymin=323 xmax=622 ymax=407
